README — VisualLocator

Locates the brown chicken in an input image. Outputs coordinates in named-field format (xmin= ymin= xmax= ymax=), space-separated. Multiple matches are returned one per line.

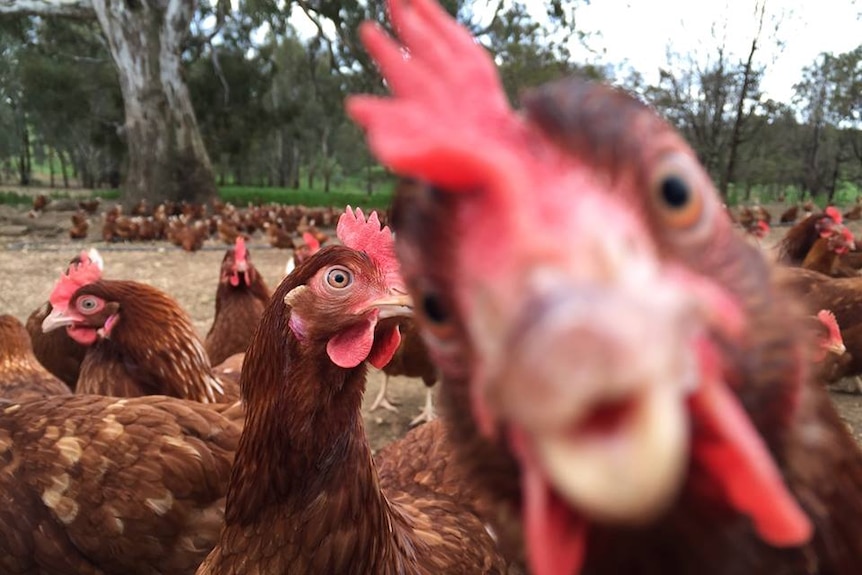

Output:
xmin=0 ymin=394 xmax=241 ymax=574
xmin=69 ymin=210 xmax=89 ymax=240
xmin=780 ymin=267 xmax=862 ymax=392
xmin=41 ymin=257 xmax=238 ymax=403
xmin=0 ymin=314 xmax=72 ymax=401
xmin=197 ymin=207 xmax=506 ymax=574
xmin=777 ymin=207 xmax=850 ymax=267
xmin=284 ymin=231 xmax=321 ymax=276
xmin=779 ymin=204 xmax=798 ymax=224
xmin=349 ymin=1 xmax=862 ymax=573
xmin=807 ymin=309 xmax=851 ymax=383
xmin=26 ymin=249 xmax=104 ymax=390
xmin=794 ymin=208 xmax=857 ymax=276
xmin=369 ymin=317 xmax=439 ymax=426
xmin=205 ymin=237 xmax=271 ymax=366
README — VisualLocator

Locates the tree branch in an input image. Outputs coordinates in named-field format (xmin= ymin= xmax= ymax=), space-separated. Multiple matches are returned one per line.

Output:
xmin=0 ymin=0 xmax=94 ymax=18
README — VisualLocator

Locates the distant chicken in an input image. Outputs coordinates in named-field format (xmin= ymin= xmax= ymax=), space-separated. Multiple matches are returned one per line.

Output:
xmin=168 ymin=217 xmax=209 ymax=252
xmin=808 ymin=310 xmax=851 ymax=384
xmin=349 ymin=1 xmax=862 ymax=573
xmin=844 ymin=198 xmax=862 ymax=220
xmin=264 ymin=220 xmax=293 ymax=249
xmin=0 ymin=394 xmax=241 ymax=574
xmin=204 ymin=237 xmax=271 ymax=366
xmin=26 ymin=249 xmax=104 ymax=389
xmin=369 ymin=317 xmax=439 ymax=426
xmin=0 ymin=314 xmax=71 ymax=401
xmin=779 ymin=204 xmax=798 ymax=224
xmin=41 ymin=257 xmax=238 ymax=403
xmin=69 ymin=210 xmax=89 ymax=240
xmin=284 ymin=231 xmax=321 ymax=276
xmin=777 ymin=207 xmax=857 ymax=276
xmin=197 ymin=208 xmax=507 ymax=574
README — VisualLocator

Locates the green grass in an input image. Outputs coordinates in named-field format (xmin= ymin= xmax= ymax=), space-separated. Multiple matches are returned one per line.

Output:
xmin=725 ymin=182 xmax=861 ymax=207
xmin=0 ymin=189 xmax=120 ymax=206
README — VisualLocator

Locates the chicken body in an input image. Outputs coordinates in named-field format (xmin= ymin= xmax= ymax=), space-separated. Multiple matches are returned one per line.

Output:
xmin=348 ymin=1 xmax=862 ymax=573
xmin=0 ymin=314 xmax=71 ymax=402
xmin=0 ymin=394 xmax=241 ymax=574
xmin=43 ymin=278 xmax=238 ymax=403
xmin=205 ymin=238 xmax=271 ymax=366
xmin=198 ymin=211 xmax=506 ymax=574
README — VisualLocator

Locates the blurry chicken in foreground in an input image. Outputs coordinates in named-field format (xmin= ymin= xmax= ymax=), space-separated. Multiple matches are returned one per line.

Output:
xmin=204 ymin=236 xmax=271 ymax=366
xmin=348 ymin=0 xmax=862 ymax=573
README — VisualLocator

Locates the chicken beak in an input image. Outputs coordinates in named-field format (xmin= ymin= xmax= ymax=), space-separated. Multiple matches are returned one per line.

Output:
xmin=372 ymin=292 xmax=413 ymax=319
xmin=828 ymin=340 xmax=847 ymax=356
xmin=42 ymin=308 xmax=79 ymax=333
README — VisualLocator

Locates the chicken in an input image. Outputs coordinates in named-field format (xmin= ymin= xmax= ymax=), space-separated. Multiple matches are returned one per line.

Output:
xmin=844 ymin=198 xmax=862 ymax=220
xmin=204 ymin=237 xmax=271 ymax=366
xmin=41 ymin=256 xmax=238 ymax=403
xmin=780 ymin=268 xmax=862 ymax=392
xmin=26 ymin=249 xmax=104 ymax=390
xmin=369 ymin=317 xmax=439 ymax=426
xmin=197 ymin=207 xmax=506 ymax=574
xmin=0 ymin=394 xmax=241 ymax=574
xmin=0 ymin=314 xmax=72 ymax=401
xmin=348 ymin=1 xmax=862 ymax=573
xmin=808 ymin=309 xmax=851 ymax=383
xmin=284 ymin=231 xmax=322 ymax=276
xmin=779 ymin=204 xmax=798 ymax=224
xmin=69 ymin=210 xmax=89 ymax=240
xmin=777 ymin=207 xmax=848 ymax=266
xmin=794 ymin=208 xmax=857 ymax=277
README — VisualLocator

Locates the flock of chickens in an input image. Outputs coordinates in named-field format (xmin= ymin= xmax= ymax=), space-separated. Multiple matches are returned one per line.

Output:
xmin=3 ymin=0 xmax=862 ymax=573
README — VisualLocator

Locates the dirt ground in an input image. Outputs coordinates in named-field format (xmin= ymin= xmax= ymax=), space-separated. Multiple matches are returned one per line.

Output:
xmin=1 ymin=200 xmax=862 ymax=451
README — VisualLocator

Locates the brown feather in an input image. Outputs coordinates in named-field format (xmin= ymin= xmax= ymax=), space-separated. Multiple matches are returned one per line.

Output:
xmin=0 ymin=314 xmax=72 ymax=401
xmin=198 ymin=245 xmax=507 ymax=574
xmin=0 ymin=394 xmax=241 ymax=574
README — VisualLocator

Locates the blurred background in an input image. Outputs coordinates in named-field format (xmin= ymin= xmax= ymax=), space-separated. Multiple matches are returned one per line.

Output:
xmin=0 ymin=0 xmax=857 ymax=209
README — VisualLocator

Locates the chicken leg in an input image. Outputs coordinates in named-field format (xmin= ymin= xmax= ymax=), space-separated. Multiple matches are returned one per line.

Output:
xmin=409 ymin=386 xmax=436 ymax=427
xmin=369 ymin=373 xmax=400 ymax=412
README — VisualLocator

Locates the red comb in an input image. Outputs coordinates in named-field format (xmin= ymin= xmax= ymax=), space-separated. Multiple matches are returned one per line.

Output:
xmin=337 ymin=206 xmax=401 ymax=286
xmin=302 ymin=232 xmax=321 ymax=252
xmin=825 ymin=206 xmax=843 ymax=224
xmin=49 ymin=251 xmax=103 ymax=312
xmin=234 ymin=236 xmax=247 ymax=264
xmin=816 ymin=309 xmax=843 ymax=345
xmin=346 ymin=0 xmax=527 ymax=193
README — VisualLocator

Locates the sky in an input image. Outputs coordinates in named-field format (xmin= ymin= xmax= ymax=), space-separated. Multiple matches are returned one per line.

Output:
xmin=289 ymin=0 xmax=860 ymax=105
xmin=558 ymin=0 xmax=861 ymax=103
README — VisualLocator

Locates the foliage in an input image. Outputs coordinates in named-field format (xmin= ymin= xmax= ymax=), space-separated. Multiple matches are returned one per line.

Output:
xmin=0 ymin=0 xmax=858 ymax=208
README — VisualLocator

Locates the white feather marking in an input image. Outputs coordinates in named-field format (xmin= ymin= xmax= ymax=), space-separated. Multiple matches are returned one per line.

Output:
xmin=55 ymin=436 xmax=83 ymax=465
xmin=145 ymin=491 xmax=175 ymax=516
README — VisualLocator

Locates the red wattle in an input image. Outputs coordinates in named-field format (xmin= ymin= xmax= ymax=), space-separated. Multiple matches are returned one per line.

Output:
xmin=510 ymin=428 xmax=588 ymax=575
xmin=689 ymin=365 xmax=812 ymax=546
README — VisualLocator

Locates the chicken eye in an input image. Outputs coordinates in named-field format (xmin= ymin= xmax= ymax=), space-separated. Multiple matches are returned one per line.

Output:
xmin=76 ymin=296 xmax=102 ymax=314
xmin=652 ymin=155 xmax=706 ymax=231
xmin=325 ymin=267 xmax=353 ymax=289
xmin=422 ymin=293 xmax=449 ymax=325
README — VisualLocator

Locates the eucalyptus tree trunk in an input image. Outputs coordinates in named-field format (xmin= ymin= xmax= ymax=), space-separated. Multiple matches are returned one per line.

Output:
xmin=91 ymin=0 xmax=215 ymax=204
xmin=0 ymin=0 xmax=217 ymax=205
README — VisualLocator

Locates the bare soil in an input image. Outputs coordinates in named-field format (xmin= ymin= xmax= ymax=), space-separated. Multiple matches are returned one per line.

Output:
xmin=1 ymin=201 xmax=861 ymax=451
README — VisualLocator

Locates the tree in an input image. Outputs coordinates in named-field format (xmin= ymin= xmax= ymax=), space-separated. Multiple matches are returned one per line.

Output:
xmin=0 ymin=0 xmax=217 ymax=204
